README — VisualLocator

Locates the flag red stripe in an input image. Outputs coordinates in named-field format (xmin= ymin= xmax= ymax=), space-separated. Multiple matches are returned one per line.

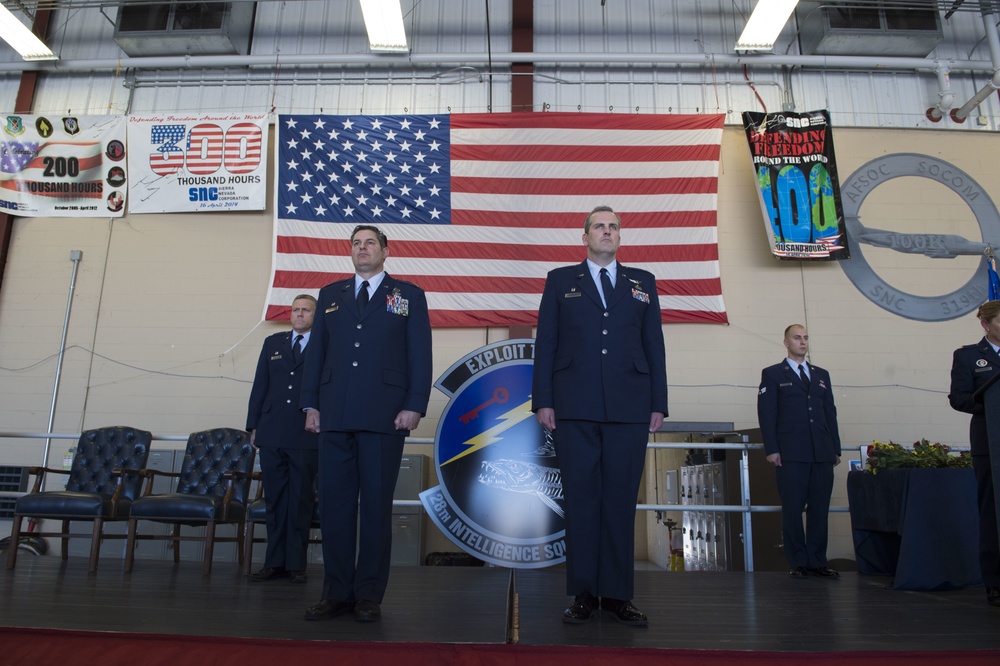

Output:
xmin=660 ymin=309 xmax=728 ymax=324
xmin=272 ymin=270 xmax=721 ymax=297
xmin=275 ymin=236 xmax=718 ymax=263
xmin=450 ymin=143 xmax=721 ymax=163
xmin=450 ymin=210 xmax=718 ymax=228
xmin=267 ymin=303 xmax=724 ymax=327
xmin=451 ymin=176 xmax=718 ymax=196
xmin=451 ymin=113 xmax=726 ymax=132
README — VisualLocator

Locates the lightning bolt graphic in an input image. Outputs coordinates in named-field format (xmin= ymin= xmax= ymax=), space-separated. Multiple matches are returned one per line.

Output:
xmin=442 ymin=397 xmax=535 ymax=467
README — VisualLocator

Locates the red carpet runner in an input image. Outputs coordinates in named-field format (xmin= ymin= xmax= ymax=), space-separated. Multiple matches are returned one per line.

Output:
xmin=2 ymin=627 xmax=997 ymax=666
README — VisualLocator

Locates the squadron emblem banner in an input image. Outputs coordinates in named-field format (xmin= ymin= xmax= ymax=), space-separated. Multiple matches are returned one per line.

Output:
xmin=0 ymin=114 xmax=127 ymax=217
xmin=420 ymin=339 xmax=566 ymax=568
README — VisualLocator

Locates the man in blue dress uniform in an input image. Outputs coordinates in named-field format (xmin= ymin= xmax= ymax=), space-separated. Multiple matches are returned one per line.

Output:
xmin=246 ymin=294 xmax=319 ymax=584
xmin=757 ymin=324 xmax=842 ymax=579
xmin=300 ymin=225 xmax=432 ymax=623
xmin=533 ymin=205 xmax=668 ymax=627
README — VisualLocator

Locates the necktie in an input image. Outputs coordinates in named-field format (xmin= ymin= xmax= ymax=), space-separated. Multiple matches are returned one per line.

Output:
xmin=292 ymin=334 xmax=302 ymax=361
xmin=799 ymin=363 xmax=810 ymax=389
xmin=599 ymin=268 xmax=614 ymax=309
xmin=357 ymin=280 xmax=370 ymax=310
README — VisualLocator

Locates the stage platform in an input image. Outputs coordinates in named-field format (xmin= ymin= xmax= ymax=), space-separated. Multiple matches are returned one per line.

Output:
xmin=1 ymin=555 xmax=998 ymax=656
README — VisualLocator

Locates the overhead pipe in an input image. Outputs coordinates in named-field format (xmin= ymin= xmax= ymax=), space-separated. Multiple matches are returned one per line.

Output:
xmin=926 ymin=66 xmax=956 ymax=122
xmin=952 ymin=4 xmax=1000 ymax=122
xmin=0 ymin=51 xmax=996 ymax=76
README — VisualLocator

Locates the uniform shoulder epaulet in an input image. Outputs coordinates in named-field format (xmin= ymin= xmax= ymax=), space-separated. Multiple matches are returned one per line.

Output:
xmin=389 ymin=277 xmax=425 ymax=291
xmin=618 ymin=264 xmax=655 ymax=279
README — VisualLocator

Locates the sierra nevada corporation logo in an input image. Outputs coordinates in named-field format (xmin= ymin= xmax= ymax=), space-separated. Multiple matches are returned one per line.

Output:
xmin=418 ymin=338 xmax=566 ymax=568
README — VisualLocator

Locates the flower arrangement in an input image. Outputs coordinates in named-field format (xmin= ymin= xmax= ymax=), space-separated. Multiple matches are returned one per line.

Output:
xmin=864 ymin=439 xmax=971 ymax=474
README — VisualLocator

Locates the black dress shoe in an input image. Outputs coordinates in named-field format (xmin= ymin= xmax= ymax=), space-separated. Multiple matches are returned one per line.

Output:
xmin=288 ymin=570 xmax=308 ymax=584
xmin=789 ymin=566 xmax=809 ymax=578
xmin=600 ymin=598 xmax=648 ymax=627
xmin=808 ymin=567 xmax=840 ymax=579
xmin=354 ymin=599 xmax=381 ymax=622
xmin=563 ymin=593 xmax=599 ymax=624
xmin=986 ymin=587 xmax=1000 ymax=607
xmin=303 ymin=599 xmax=354 ymax=621
xmin=249 ymin=567 xmax=288 ymax=582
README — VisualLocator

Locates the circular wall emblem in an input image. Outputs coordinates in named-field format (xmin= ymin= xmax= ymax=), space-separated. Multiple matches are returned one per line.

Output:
xmin=840 ymin=153 xmax=1000 ymax=321
xmin=106 ymin=166 xmax=126 ymax=187
xmin=419 ymin=339 xmax=566 ymax=568
xmin=105 ymin=140 xmax=125 ymax=161
xmin=106 ymin=190 xmax=124 ymax=212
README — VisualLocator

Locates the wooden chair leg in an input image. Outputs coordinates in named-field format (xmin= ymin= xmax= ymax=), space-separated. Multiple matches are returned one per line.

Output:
xmin=88 ymin=519 xmax=104 ymax=572
xmin=242 ymin=521 xmax=255 ymax=576
xmin=6 ymin=516 xmax=22 ymax=569
xmin=173 ymin=524 xmax=181 ymax=563
xmin=202 ymin=522 xmax=216 ymax=575
xmin=60 ymin=520 xmax=70 ymax=560
xmin=124 ymin=518 xmax=138 ymax=572
xmin=236 ymin=521 xmax=245 ymax=567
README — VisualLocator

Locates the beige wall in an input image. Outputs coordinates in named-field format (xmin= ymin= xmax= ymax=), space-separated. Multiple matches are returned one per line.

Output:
xmin=1 ymin=126 xmax=995 ymax=565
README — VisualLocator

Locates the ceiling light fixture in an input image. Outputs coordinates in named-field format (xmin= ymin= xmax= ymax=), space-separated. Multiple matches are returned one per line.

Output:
xmin=360 ymin=0 xmax=408 ymax=53
xmin=736 ymin=0 xmax=799 ymax=51
xmin=0 ymin=4 xmax=56 ymax=61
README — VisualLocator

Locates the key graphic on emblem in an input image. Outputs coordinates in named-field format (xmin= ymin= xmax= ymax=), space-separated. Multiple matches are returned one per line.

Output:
xmin=459 ymin=387 xmax=509 ymax=424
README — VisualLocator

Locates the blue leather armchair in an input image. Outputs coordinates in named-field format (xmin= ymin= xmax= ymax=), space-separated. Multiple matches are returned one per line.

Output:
xmin=124 ymin=427 xmax=255 ymax=574
xmin=6 ymin=425 xmax=152 ymax=572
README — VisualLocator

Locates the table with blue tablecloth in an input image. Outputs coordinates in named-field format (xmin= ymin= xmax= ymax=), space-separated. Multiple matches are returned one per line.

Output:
xmin=846 ymin=468 xmax=981 ymax=591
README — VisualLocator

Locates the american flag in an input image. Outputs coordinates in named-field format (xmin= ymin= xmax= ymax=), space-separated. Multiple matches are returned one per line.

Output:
xmin=267 ymin=112 xmax=727 ymax=327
